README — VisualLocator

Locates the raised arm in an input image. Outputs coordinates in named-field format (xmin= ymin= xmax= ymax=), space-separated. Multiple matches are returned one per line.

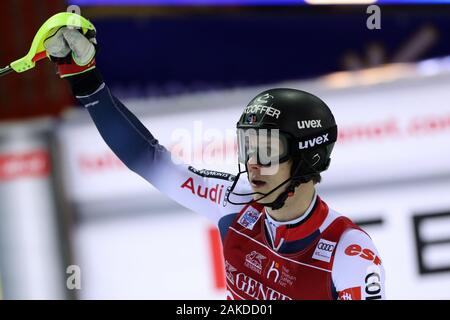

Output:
xmin=45 ymin=27 xmax=251 ymax=225
xmin=79 ymin=83 xmax=252 ymax=224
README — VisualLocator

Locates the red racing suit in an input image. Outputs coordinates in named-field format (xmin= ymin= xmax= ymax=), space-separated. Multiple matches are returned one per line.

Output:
xmin=223 ymin=200 xmax=383 ymax=300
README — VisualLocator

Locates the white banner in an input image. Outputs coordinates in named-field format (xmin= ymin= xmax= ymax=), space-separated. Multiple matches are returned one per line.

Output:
xmin=58 ymin=70 xmax=450 ymax=299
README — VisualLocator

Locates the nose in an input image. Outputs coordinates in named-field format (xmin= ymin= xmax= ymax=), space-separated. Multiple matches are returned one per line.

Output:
xmin=247 ymin=154 xmax=261 ymax=172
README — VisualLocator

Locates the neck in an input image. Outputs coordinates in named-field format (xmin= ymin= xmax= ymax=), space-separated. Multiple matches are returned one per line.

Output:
xmin=265 ymin=180 xmax=316 ymax=222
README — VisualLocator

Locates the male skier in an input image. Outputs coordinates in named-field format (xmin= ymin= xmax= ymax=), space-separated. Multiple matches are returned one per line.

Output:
xmin=44 ymin=27 xmax=385 ymax=300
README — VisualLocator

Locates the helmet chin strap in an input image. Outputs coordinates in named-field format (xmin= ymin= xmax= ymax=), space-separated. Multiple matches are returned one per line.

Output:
xmin=226 ymin=168 xmax=293 ymax=206
xmin=259 ymin=158 xmax=314 ymax=210
xmin=227 ymin=154 xmax=317 ymax=210
xmin=262 ymin=181 xmax=299 ymax=210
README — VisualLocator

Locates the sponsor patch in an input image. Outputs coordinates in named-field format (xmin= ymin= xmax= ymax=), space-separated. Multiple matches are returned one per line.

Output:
xmin=234 ymin=272 xmax=293 ymax=300
xmin=244 ymin=94 xmax=280 ymax=119
xmin=365 ymin=265 xmax=383 ymax=300
xmin=188 ymin=166 xmax=235 ymax=182
xmin=299 ymin=133 xmax=329 ymax=150
xmin=244 ymin=251 xmax=266 ymax=275
xmin=345 ymin=244 xmax=382 ymax=266
xmin=237 ymin=207 xmax=262 ymax=230
xmin=312 ymin=239 xmax=337 ymax=263
xmin=297 ymin=120 xmax=322 ymax=129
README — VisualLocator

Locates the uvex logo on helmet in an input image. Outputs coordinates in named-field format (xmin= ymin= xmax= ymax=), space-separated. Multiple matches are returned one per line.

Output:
xmin=297 ymin=120 xmax=322 ymax=130
xmin=298 ymin=133 xmax=329 ymax=150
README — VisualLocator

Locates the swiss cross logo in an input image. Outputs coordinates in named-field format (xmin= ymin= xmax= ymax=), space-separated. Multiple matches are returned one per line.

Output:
xmin=338 ymin=287 xmax=362 ymax=300
xmin=345 ymin=244 xmax=382 ymax=266
xmin=0 ymin=150 xmax=50 ymax=181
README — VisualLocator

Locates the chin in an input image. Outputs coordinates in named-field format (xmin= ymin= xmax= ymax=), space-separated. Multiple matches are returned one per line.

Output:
xmin=253 ymin=193 xmax=277 ymax=205
xmin=255 ymin=199 xmax=272 ymax=206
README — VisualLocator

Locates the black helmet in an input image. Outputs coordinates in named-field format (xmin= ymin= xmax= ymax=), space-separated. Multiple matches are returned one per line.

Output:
xmin=227 ymin=88 xmax=338 ymax=210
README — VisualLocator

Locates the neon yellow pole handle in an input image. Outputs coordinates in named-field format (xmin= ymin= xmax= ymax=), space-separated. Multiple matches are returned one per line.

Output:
xmin=8 ymin=12 xmax=96 ymax=74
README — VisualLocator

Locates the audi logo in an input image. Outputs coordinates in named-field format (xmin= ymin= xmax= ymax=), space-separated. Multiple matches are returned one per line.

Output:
xmin=318 ymin=243 xmax=335 ymax=252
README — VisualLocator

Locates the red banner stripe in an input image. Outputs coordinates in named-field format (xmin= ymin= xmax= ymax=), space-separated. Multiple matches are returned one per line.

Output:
xmin=208 ymin=226 xmax=226 ymax=290
xmin=0 ymin=150 xmax=50 ymax=181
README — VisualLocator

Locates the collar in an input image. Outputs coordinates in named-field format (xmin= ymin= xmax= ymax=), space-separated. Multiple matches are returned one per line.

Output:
xmin=263 ymin=191 xmax=329 ymax=251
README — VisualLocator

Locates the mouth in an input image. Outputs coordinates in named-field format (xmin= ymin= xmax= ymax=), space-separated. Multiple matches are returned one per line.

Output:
xmin=250 ymin=178 xmax=267 ymax=189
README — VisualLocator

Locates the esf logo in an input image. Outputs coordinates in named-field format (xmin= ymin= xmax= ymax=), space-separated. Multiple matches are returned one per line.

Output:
xmin=345 ymin=244 xmax=382 ymax=266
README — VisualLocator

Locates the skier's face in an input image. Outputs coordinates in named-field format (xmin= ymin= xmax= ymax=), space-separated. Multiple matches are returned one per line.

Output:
xmin=247 ymin=157 xmax=292 ymax=204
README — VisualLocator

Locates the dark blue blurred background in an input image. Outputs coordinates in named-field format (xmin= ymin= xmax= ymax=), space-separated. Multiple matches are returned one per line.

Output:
xmin=89 ymin=7 xmax=450 ymax=97
xmin=2 ymin=2 xmax=450 ymax=119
